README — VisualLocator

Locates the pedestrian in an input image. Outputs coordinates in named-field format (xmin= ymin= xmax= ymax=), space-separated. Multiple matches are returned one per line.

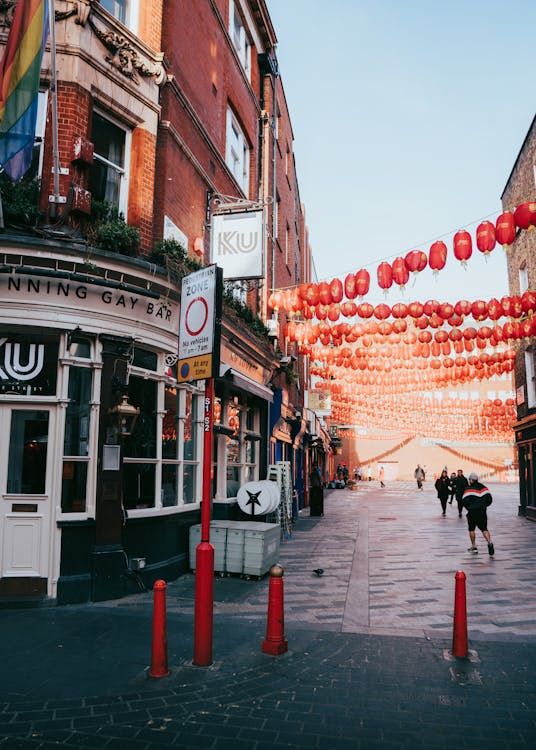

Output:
xmin=434 ymin=469 xmax=450 ymax=516
xmin=453 ymin=469 xmax=468 ymax=518
xmin=379 ymin=466 xmax=385 ymax=488
xmin=367 ymin=466 xmax=372 ymax=481
xmin=414 ymin=464 xmax=425 ymax=490
xmin=309 ymin=466 xmax=324 ymax=517
xmin=462 ymin=472 xmax=494 ymax=555
xmin=448 ymin=472 xmax=457 ymax=504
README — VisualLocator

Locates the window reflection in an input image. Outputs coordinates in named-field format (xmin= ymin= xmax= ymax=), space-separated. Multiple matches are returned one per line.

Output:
xmin=61 ymin=462 xmax=88 ymax=512
xmin=7 ymin=411 xmax=49 ymax=494
xmin=64 ymin=367 xmax=92 ymax=456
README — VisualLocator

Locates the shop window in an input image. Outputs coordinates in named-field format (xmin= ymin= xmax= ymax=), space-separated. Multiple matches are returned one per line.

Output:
xmin=7 ymin=411 xmax=49 ymax=494
xmin=88 ymin=111 xmax=129 ymax=216
xmin=161 ymin=386 xmax=200 ymax=507
xmin=61 ymin=367 xmax=92 ymax=513
xmin=123 ymin=376 xmax=157 ymax=459
xmin=525 ymin=350 xmax=536 ymax=408
xmin=133 ymin=347 xmax=158 ymax=371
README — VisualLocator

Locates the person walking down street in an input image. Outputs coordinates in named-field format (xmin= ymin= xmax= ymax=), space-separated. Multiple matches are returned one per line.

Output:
xmin=379 ymin=466 xmax=385 ymax=488
xmin=414 ymin=464 xmax=425 ymax=490
xmin=453 ymin=469 xmax=469 ymax=518
xmin=367 ymin=466 xmax=372 ymax=481
xmin=462 ymin=472 xmax=494 ymax=555
xmin=434 ymin=469 xmax=451 ymax=516
xmin=448 ymin=472 xmax=457 ymax=504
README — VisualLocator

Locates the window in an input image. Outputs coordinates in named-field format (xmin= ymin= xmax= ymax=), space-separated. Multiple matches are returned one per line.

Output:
xmin=519 ymin=265 xmax=529 ymax=294
xmin=89 ymin=111 xmax=129 ymax=215
xmin=7 ymin=411 xmax=49 ymax=494
xmin=61 ymin=367 xmax=92 ymax=513
xmin=226 ymin=108 xmax=250 ymax=194
xmin=285 ymin=223 xmax=290 ymax=266
xmin=161 ymin=387 xmax=200 ymax=507
xmin=99 ymin=1 xmax=139 ymax=31
xmin=229 ymin=0 xmax=251 ymax=77
xmin=525 ymin=350 xmax=536 ymax=408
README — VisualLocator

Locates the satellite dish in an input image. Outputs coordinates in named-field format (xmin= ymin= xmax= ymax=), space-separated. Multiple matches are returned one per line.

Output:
xmin=237 ymin=480 xmax=279 ymax=516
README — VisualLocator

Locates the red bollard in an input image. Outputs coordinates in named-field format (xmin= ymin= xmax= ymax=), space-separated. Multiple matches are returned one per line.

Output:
xmin=262 ymin=564 xmax=288 ymax=655
xmin=149 ymin=579 xmax=170 ymax=677
xmin=452 ymin=570 xmax=468 ymax=658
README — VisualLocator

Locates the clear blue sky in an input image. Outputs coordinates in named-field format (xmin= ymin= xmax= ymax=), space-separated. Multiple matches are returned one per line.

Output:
xmin=266 ymin=0 xmax=536 ymax=304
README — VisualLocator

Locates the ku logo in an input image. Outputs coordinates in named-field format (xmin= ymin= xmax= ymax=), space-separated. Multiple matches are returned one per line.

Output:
xmin=217 ymin=231 xmax=258 ymax=255
xmin=0 ymin=338 xmax=45 ymax=381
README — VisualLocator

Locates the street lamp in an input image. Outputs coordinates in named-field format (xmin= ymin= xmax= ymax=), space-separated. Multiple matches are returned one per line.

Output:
xmin=108 ymin=394 xmax=139 ymax=437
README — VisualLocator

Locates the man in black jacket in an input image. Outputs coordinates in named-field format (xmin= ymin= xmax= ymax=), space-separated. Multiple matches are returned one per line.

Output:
xmin=454 ymin=469 xmax=469 ymax=518
xmin=462 ymin=473 xmax=494 ymax=556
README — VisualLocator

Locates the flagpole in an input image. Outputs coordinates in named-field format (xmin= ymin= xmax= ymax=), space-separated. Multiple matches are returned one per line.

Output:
xmin=47 ymin=0 xmax=62 ymax=219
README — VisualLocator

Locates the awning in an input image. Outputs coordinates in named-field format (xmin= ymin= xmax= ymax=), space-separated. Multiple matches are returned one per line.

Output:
xmin=219 ymin=365 xmax=274 ymax=402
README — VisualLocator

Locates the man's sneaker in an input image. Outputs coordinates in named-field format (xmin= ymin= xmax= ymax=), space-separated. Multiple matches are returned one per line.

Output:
xmin=468 ymin=546 xmax=478 ymax=553
xmin=488 ymin=542 xmax=495 ymax=556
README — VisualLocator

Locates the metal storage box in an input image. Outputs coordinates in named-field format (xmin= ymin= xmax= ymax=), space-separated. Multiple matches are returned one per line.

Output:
xmin=242 ymin=522 xmax=280 ymax=577
xmin=225 ymin=525 xmax=245 ymax=574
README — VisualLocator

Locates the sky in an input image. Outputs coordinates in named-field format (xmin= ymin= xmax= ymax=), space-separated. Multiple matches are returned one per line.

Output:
xmin=266 ymin=0 xmax=536 ymax=306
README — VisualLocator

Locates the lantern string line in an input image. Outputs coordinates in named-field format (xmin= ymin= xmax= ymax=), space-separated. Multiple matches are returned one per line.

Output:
xmin=268 ymin=207 xmax=510 ymax=293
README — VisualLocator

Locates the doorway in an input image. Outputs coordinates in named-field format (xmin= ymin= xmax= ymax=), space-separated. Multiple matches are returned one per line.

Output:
xmin=0 ymin=406 xmax=55 ymax=596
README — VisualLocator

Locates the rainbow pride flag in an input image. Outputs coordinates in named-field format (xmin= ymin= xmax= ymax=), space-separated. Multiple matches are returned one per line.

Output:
xmin=0 ymin=0 xmax=50 ymax=181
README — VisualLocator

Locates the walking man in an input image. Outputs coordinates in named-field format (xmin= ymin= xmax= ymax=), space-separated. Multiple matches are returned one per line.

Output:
xmin=378 ymin=466 xmax=385 ymax=488
xmin=462 ymin=472 xmax=494 ymax=556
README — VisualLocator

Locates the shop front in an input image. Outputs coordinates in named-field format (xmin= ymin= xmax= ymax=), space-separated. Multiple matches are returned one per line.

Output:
xmin=0 ymin=238 xmax=198 ymax=603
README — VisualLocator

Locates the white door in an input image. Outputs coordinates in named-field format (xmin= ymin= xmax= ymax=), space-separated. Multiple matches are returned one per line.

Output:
xmin=0 ymin=406 xmax=54 ymax=595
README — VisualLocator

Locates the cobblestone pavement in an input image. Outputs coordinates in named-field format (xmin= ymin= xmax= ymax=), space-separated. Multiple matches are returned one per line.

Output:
xmin=1 ymin=480 xmax=536 ymax=749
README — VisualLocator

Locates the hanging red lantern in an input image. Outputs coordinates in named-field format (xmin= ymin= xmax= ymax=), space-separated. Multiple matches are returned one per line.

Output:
xmin=377 ymin=261 xmax=393 ymax=291
xmin=378 ymin=321 xmax=392 ymax=336
xmin=297 ymin=283 xmax=310 ymax=301
xmin=503 ymin=295 xmax=523 ymax=318
xmin=404 ymin=250 xmax=427 ymax=275
xmin=487 ymin=297 xmax=503 ymax=321
xmin=418 ymin=330 xmax=432 ymax=343
xmin=392 ymin=257 xmax=409 ymax=288
xmin=449 ymin=327 xmax=463 ymax=342
xmin=344 ymin=273 xmax=357 ymax=300
xmin=330 ymin=278 xmax=344 ymax=304
xmin=407 ymin=301 xmax=424 ymax=318
xmin=341 ymin=300 xmax=357 ymax=317
xmin=318 ymin=281 xmax=331 ymax=306
xmin=423 ymin=299 xmax=440 ymax=316
xmin=454 ymin=299 xmax=472 ymax=316
xmin=514 ymin=201 xmax=536 ymax=230
xmin=391 ymin=302 xmax=408 ymax=319
xmin=453 ymin=230 xmax=472 ymax=264
xmin=374 ymin=303 xmax=391 ymax=320
xmin=302 ymin=304 xmax=314 ymax=320
xmin=495 ymin=212 xmax=516 ymax=248
xmin=434 ymin=330 xmax=449 ymax=344
xmin=463 ymin=327 xmax=477 ymax=340
xmin=268 ymin=291 xmax=283 ymax=311
xmin=476 ymin=221 xmax=496 ymax=254
xmin=392 ymin=318 xmax=407 ymax=333
xmin=448 ymin=312 xmax=464 ymax=327
xmin=315 ymin=304 xmax=328 ymax=320
xmin=471 ymin=300 xmax=489 ymax=321
xmin=328 ymin=303 xmax=340 ymax=322
xmin=414 ymin=316 xmax=429 ymax=330
xmin=521 ymin=290 xmax=536 ymax=316
xmin=358 ymin=302 xmax=374 ymax=319
xmin=355 ymin=269 xmax=370 ymax=297
xmin=429 ymin=241 xmax=447 ymax=272
xmin=435 ymin=302 xmax=454 ymax=320
xmin=477 ymin=325 xmax=492 ymax=340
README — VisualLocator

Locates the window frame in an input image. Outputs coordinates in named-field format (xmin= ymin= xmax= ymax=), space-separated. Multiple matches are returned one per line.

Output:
xmin=525 ymin=349 xmax=536 ymax=409
xmin=99 ymin=0 xmax=139 ymax=33
xmin=90 ymin=108 xmax=131 ymax=217
xmin=229 ymin=0 xmax=251 ymax=78
xmin=225 ymin=107 xmax=250 ymax=195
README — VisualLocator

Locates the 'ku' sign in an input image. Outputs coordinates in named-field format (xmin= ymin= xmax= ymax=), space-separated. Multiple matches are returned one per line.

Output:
xmin=210 ymin=210 xmax=264 ymax=280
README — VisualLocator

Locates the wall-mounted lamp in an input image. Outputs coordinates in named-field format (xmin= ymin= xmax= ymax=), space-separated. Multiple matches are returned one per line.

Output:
xmin=108 ymin=395 xmax=140 ymax=437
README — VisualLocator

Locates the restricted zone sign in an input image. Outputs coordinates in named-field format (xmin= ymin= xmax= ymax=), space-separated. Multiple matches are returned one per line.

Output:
xmin=177 ymin=265 xmax=222 ymax=382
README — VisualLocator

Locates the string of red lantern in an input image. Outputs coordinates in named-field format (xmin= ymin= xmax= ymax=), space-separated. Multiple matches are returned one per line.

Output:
xmin=267 ymin=200 xmax=536 ymax=312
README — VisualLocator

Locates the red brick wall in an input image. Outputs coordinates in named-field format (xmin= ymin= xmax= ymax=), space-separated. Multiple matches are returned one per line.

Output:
xmin=128 ymin=127 xmax=157 ymax=253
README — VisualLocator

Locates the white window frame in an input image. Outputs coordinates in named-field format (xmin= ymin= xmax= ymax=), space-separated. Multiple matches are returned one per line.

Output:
xmin=229 ymin=0 xmax=251 ymax=78
xmin=225 ymin=108 xmax=250 ymax=195
xmin=100 ymin=1 xmax=139 ymax=33
xmin=92 ymin=109 xmax=131 ymax=218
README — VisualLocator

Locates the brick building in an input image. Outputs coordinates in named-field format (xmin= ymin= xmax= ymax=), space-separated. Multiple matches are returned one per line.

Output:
xmin=0 ymin=0 xmax=320 ymax=604
xmin=501 ymin=115 xmax=536 ymax=519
